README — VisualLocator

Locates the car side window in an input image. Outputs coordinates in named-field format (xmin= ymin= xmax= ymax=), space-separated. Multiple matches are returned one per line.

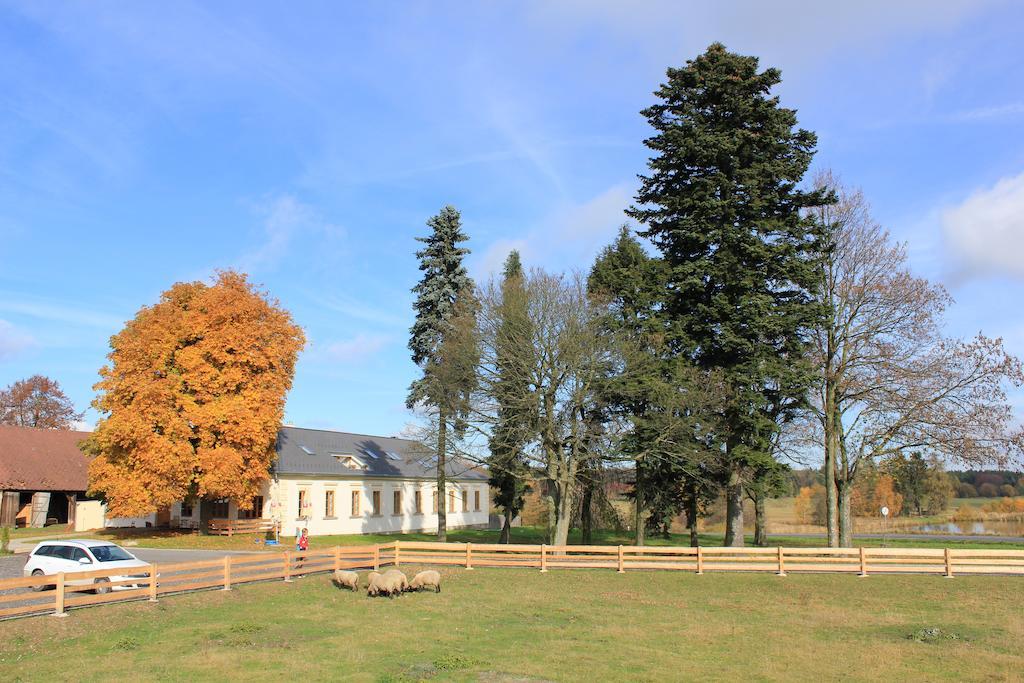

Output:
xmin=51 ymin=545 xmax=74 ymax=561
xmin=34 ymin=546 xmax=53 ymax=557
xmin=70 ymin=548 xmax=89 ymax=562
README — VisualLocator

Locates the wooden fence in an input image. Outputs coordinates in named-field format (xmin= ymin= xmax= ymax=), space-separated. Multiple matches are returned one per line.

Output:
xmin=2 ymin=542 xmax=1022 ymax=621
xmin=207 ymin=518 xmax=280 ymax=536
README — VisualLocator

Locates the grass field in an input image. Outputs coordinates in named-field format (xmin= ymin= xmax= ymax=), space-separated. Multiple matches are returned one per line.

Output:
xmin=1 ymin=563 xmax=1021 ymax=681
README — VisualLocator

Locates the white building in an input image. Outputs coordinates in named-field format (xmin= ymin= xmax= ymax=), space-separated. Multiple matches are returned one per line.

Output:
xmin=169 ymin=426 xmax=491 ymax=536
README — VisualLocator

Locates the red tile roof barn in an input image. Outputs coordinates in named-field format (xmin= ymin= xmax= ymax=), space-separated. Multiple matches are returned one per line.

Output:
xmin=0 ymin=425 xmax=90 ymax=491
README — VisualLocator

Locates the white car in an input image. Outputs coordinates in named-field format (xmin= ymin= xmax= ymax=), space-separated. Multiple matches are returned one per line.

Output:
xmin=23 ymin=540 xmax=152 ymax=594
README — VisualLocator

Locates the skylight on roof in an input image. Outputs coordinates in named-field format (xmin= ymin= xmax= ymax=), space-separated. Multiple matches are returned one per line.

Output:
xmin=359 ymin=447 xmax=378 ymax=459
xmin=300 ymin=445 xmax=315 ymax=455
xmin=386 ymin=451 xmax=402 ymax=461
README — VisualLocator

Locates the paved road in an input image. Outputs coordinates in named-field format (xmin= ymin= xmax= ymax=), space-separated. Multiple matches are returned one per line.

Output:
xmin=1 ymin=547 xmax=259 ymax=581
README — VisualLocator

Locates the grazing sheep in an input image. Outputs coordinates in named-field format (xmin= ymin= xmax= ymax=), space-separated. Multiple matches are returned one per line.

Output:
xmin=366 ymin=573 xmax=385 ymax=598
xmin=409 ymin=570 xmax=441 ymax=593
xmin=382 ymin=569 xmax=409 ymax=593
xmin=333 ymin=570 xmax=359 ymax=591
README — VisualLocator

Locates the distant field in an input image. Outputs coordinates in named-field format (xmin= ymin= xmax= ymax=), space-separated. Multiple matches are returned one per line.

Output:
xmin=17 ymin=525 xmax=1022 ymax=553
xmin=1 ymin=563 xmax=1021 ymax=681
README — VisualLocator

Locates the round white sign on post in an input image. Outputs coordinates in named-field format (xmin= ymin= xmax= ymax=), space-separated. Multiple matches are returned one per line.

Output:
xmin=880 ymin=506 xmax=889 ymax=518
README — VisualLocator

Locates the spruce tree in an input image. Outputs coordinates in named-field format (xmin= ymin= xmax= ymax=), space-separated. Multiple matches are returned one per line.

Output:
xmin=589 ymin=226 xmax=667 ymax=545
xmin=407 ymin=205 xmax=475 ymax=541
xmin=628 ymin=43 xmax=828 ymax=546
xmin=487 ymin=250 xmax=534 ymax=543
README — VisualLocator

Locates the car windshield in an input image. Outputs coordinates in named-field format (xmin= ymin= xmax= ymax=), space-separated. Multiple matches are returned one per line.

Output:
xmin=89 ymin=545 xmax=135 ymax=562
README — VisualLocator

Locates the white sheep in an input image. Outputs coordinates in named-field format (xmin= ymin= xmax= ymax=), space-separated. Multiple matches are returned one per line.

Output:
xmin=366 ymin=571 xmax=385 ymax=597
xmin=333 ymin=569 xmax=359 ymax=591
xmin=409 ymin=570 xmax=441 ymax=593
xmin=382 ymin=569 xmax=409 ymax=593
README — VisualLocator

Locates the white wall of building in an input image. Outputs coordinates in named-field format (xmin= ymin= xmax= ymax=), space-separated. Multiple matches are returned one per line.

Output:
xmin=268 ymin=476 xmax=490 ymax=537
xmin=103 ymin=508 xmax=157 ymax=528
xmin=74 ymin=500 xmax=105 ymax=531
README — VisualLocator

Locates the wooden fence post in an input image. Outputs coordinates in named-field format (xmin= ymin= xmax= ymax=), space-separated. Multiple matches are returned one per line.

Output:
xmin=149 ymin=564 xmax=158 ymax=602
xmin=466 ymin=542 xmax=474 ymax=570
xmin=696 ymin=546 xmax=703 ymax=575
xmin=776 ymin=547 xmax=786 ymax=577
xmin=540 ymin=544 xmax=548 ymax=573
xmin=53 ymin=572 xmax=67 ymax=618
xmin=373 ymin=545 xmax=380 ymax=571
xmin=944 ymin=548 xmax=954 ymax=578
xmin=395 ymin=540 xmax=401 ymax=567
xmin=858 ymin=547 xmax=868 ymax=577
xmin=284 ymin=550 xmax=292 ymax=582
xmin=333 ymin=545 xmax=341 ymax=571
xmin=617 ymin=545 xmax=625 ymax=574
xmin=223 ymin=556 xmax=232 ymax=591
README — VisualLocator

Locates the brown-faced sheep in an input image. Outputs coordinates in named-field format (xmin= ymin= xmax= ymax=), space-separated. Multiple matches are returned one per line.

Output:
xmin=409 ymin=570 xmax=441 ymax=593
xmin=333 ymin=569 xmax=359 ymax=591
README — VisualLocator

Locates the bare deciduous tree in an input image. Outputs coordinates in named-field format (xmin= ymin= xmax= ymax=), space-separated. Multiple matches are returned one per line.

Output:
xmin=810 ymin=171 xmax=1024 ymax=546
xmin=476 ymin=270 xmax=613 ymax=547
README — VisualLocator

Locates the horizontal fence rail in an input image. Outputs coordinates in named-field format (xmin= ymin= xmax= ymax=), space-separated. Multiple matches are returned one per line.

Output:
xmin=1 ymin=542 xmax=1021 ymax=620
xmin=206 ymin=518 xmax=281 ymax=536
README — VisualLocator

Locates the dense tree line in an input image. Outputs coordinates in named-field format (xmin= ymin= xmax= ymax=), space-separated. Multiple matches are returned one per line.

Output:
xmin=409 ymin=42 xmax=1024 ymax=547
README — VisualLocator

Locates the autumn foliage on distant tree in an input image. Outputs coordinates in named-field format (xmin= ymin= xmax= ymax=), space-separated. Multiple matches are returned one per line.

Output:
xmin=0 ymin=376 xmax=82 ymax=430
xmin=85 ymin=271 xmax=305 ymax=518
xmin=0 ymin=375 xmax=82 ymax=429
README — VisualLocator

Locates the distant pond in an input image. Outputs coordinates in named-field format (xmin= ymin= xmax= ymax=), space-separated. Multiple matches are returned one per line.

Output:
xmin=912 ymin=521 xmax=1024 ymax=536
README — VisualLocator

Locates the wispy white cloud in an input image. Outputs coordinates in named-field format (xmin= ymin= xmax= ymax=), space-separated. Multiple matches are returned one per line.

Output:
xmin=947 ymin=102 xmax=1024 ymax=122
xmin=236 ymin=194 xmax=346 ymax=273
xmin=943 ymin=171 xmax=1024 ymax=279
xmin=0 ymin=296 xmax=124 ymax=329
xmin=526 ymin=0 xmax=992 ymax=68
xmin=321 ymin=333 xmax=392 ymax=364
xmin=0 ymin=319 xmax=35 ymax=360
xmin=472 ymin=182 xmax=633 ymax=279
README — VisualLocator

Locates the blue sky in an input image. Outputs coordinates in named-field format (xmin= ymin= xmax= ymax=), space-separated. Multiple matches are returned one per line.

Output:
xmin=2 ymin=1 xmax=1024 ymax=438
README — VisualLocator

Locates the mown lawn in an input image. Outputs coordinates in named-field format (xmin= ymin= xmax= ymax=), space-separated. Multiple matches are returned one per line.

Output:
xmin=0 ymin=564 xmax=1021 ymax=681
xmin=85 ymin=526 xmax=1024 ymax=552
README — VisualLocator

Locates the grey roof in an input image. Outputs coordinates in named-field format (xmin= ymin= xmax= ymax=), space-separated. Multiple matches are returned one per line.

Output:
xmin=274 ymin=426 xmax=487 ymax=481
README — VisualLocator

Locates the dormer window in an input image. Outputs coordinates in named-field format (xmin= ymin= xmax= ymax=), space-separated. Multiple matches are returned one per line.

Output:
xmin=333 ymin=454 xmax=366 ymax=470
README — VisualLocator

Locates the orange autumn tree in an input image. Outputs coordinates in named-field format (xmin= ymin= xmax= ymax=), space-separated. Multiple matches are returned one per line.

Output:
xmin=85 ymin=271 xmax=305 ymax=523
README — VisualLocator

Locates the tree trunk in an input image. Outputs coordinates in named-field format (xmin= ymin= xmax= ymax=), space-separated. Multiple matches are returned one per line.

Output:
xmin=580 ymin=478 xmax=593 ymax=545
xmin=436 ymin=405 xmax=447 ymax=542
xmin=753 ymin=490 xmax=767 ymax=546
xmin=552 ymin=479 xmax=573 ymax=547
xmin=686 ymin=486 xmax=699 ymax=547
xmin=837 ymin=477 xmax=853 ymax=547
xmin=634 ymin=464 xmax=643 ymax=544
xmin=824 ymin=382 xmax=839 ymax=547
xmin=545 ymin=492 xmax=555 ymax=544
xmin=500 ymin=510 xmax=511 ymax=544
xmin=723 ymin=463 xmax=744 ymax=547
xmin=198 ymin=498 xmax=214 ymax=536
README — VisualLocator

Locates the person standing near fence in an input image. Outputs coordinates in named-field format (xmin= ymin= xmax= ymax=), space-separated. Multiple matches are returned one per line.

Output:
xmin=295 ymin=527 xmax=309 ymax=577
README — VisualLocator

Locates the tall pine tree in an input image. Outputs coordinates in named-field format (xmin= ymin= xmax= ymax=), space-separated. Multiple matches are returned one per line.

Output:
xmin=487 ymin=251 xmax=534 ymax=543
xmin=407 ymin=205 xmax=475 ymax=542
xmin=628 ymin=44 xmax=828 ymax=546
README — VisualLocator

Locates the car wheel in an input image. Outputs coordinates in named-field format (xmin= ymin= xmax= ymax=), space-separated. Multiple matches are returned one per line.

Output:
xmin=30 ymin=569 xmax=49 ymax=592
xmin=94 ymin=577 xmax=111 ymax=595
